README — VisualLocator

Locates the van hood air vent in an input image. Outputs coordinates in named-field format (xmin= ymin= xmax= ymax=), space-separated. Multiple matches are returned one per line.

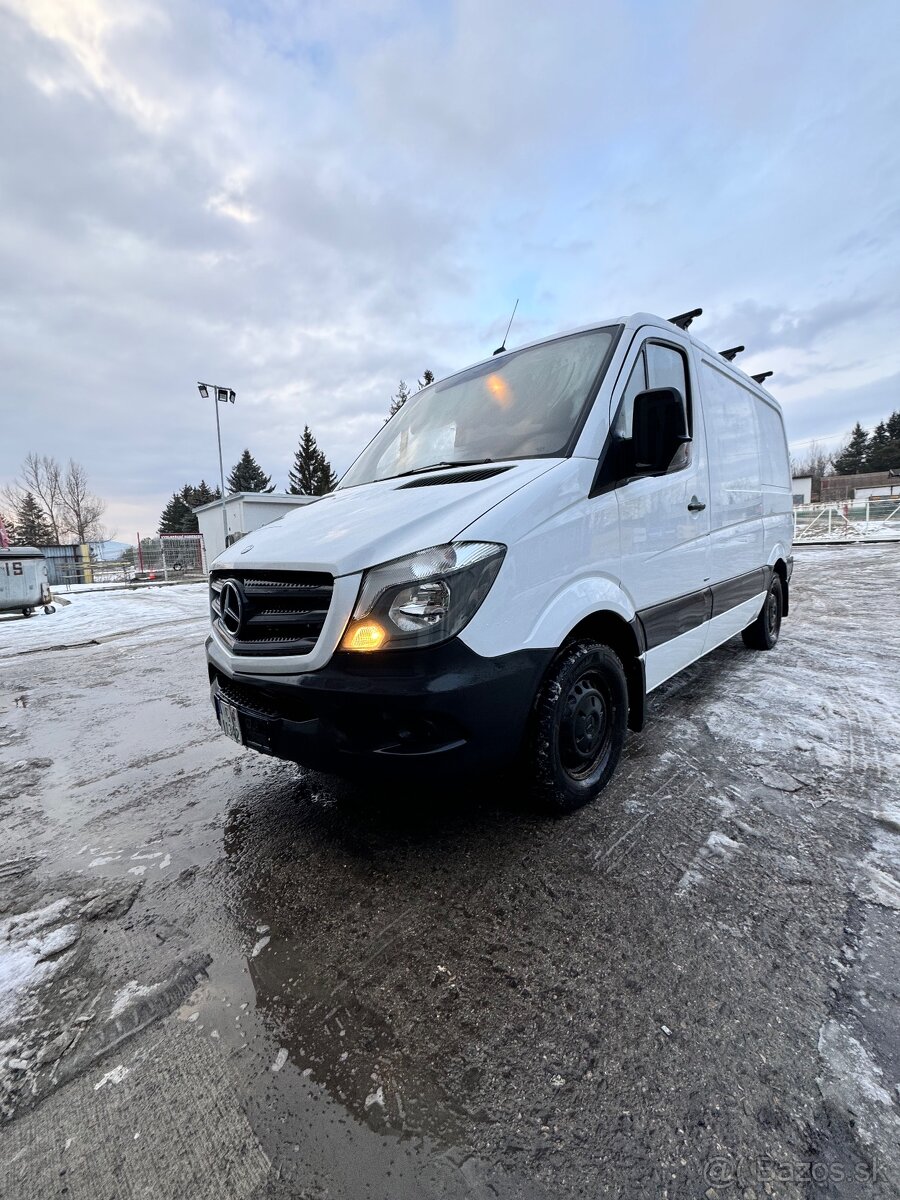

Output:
xmin=398 ymin=465 xmax=514 ymax=489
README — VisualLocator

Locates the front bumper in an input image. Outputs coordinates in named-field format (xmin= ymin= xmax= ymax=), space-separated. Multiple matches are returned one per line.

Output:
xmin=207 ymin=637 xmax=553 ymax=778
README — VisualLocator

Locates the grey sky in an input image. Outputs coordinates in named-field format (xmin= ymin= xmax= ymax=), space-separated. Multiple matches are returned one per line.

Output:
xmin=2 ymin=0 xmax=899 ymax=536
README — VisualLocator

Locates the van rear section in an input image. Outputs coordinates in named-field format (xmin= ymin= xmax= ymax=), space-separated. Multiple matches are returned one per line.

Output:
xmin=207 ymin=310 xmax=793 ymax=812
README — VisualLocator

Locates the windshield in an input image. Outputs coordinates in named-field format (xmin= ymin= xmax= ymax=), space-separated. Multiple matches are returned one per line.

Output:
xmin=339 ymin=326 xmax=619 ymax=488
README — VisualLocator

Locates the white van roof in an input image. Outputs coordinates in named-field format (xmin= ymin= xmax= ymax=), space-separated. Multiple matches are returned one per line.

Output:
xmin=479 ymin=311 xmax=779 ymax=408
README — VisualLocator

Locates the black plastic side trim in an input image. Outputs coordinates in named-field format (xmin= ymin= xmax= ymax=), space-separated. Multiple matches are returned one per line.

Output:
xmin=636 ymin=566 xmax=773 ymax=652
xmin=638 ymin=589 xmax=712 ymax=651
xmin=709 ymin=566 xmax=769 ymax=618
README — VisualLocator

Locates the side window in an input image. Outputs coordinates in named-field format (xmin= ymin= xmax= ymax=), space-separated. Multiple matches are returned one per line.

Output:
xmin=646 ymin=342 xmax=691 ymax=470
xmin=612 ymin=340 xmax=691 ymax=472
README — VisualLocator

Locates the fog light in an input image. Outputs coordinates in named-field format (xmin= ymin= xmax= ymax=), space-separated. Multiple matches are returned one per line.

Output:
xmin=342 ymin=620 xmax=387 ymax=652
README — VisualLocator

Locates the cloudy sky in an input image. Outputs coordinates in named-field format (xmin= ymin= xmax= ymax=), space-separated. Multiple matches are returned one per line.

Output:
xmin=2 ymin=0 xmax=899 ymax=538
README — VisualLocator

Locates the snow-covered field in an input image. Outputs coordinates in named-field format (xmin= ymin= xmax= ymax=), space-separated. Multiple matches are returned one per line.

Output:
xmin=0 ymin=583 xmax=210 ymax=659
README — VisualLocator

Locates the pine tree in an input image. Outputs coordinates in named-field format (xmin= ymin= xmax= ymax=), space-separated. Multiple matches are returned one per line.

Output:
xmin=388 ymin=380 xmax=412 ymax=418
xmin=15 ymin=491 xmax=54 ymax=545
xmin=158 ymin=492 xmax=194 ymax=534
xmin=190 ymin=480 xmax=221 ymax=506
xmin=418 ymin=369 xmax=435 ymax=391
xmin=227 ymin=449 xmax=275 ymax=494
xmin=832 ymin=423 xmax=870 ymax=475
xmin=876 ymin=409 xmax=900 ymax=472
xmin=315 ymin=452 xmax=338 ymax=493
xmin=178 ymin=481 xmax=222 ymax=532
xmin=288 ymin=426 xmax=337 ymax=495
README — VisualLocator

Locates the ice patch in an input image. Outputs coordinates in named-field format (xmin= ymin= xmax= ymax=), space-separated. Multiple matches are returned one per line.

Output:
xmin=94 ymin=1064 xmax=130 ymax=1090
xmin=271 ymin=1047 xmax=288 ymax=1072
xmin=0 ymin=899 xmax=76 ymax=1022
xmin=35 ymin=923 xmax=81 ymax=962
xmin=127 ymin=866 xmax=146 ymax=876
xmin=158 ymin=854 xmax=171 ymax=870
xmin=250 ymin=936 xmax=270 ymax=958
xmin=818 ymin=1019 xmax=900 ymax=1158
xmin=855 ymin=862 xmax=900 ymax=910
xmin=108 ymin=979 xmax=160 ymax=1020
xmin=365 ymin=1085 xmax=385 ymax=1110
xmin=676 ymin=831 xmax=743 ymax=894
xmin=855 ymin=829 xmax=900 ymax=909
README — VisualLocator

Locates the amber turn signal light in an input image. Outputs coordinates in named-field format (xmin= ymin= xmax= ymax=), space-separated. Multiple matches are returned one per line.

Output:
xmin=341 ymin=620 xmax=387 ymax=652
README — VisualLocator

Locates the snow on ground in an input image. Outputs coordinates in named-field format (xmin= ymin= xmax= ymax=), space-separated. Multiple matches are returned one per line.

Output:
xmin=0 ymin=899 xmax=78 ymax=1025
xmin=0 ymin=583 xmax=210 ymax=659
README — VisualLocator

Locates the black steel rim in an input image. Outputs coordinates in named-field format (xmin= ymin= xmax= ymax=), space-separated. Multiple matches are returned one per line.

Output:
xmin=558 ymin=671 xmax=611 ymax=780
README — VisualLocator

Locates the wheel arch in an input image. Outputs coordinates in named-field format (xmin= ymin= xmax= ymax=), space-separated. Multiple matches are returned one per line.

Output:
xmin=771 ymin=557 xmax=789 ymax=616
xmin=563 ymin=609 xmax=646 ymax=732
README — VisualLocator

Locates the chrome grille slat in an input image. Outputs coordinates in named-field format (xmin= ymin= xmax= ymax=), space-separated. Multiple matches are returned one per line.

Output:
xmin=210 ymin=568 xmax=334 ymax=658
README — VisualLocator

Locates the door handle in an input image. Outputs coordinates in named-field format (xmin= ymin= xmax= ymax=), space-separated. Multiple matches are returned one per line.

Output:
xmin=687 ymin=496 xmax=706 ymax=512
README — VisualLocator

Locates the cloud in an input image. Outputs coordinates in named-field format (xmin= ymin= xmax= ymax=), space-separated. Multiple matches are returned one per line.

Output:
xmin=1 ymin=0 xmax=900 ymax=538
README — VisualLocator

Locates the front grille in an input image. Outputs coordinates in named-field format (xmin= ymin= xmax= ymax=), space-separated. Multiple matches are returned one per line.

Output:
xmin=210 ymin=569 xmax=334 ymax=657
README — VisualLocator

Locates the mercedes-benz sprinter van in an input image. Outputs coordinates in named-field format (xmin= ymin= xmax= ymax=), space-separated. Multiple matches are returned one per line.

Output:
xmin=206 ymin=311 xmax=793 ymax=812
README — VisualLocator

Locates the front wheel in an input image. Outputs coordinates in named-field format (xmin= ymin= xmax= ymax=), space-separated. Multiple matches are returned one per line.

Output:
xmin=528 ymin=640 xmax=628 ymax=815
xmin=741 ymin=574 xmax=782 ymax=650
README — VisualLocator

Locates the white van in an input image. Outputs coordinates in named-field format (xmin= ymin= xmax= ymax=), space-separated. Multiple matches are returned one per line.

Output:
xmin=207 ymin=311 xmax=793 ymax=812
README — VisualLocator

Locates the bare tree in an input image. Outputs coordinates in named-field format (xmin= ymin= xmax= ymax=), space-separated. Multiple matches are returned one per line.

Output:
xmin=62 ymin=459 xmax=107 ymax=543
xmin=2 ymin=453 xmax=107 ymax=544
xmin=1 ymin=453 xmax=66 ymax=542
xmin=790 ymin=440 xmax=834 ymax=481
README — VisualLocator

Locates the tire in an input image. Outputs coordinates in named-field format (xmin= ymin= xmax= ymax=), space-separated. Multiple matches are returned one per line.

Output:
xmin=22 ymin=607 xmax=34 ymax=618
xmin=528 ymin=640 xmax=629 ymax=815
xmin=741 ymin=574 xmax=783 ymax=650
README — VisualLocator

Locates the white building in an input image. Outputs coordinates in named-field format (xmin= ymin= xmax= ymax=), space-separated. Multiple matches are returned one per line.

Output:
xmin=791 ymin=475 xmax=813 ymax=506
xmin=193 ymin=492 xmax=318 ymax=564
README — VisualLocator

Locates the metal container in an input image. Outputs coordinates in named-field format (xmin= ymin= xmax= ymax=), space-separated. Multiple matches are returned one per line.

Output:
xmin=0 ymin=546 xmax=53 ymax=616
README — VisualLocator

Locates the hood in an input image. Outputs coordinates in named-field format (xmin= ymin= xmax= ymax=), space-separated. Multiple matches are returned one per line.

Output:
xmin=212 ymin=459 xmax=561 ymax=576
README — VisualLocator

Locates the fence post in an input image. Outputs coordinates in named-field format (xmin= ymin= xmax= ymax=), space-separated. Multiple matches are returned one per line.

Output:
xmin=828 ymin=507 xmax=832 ymax=536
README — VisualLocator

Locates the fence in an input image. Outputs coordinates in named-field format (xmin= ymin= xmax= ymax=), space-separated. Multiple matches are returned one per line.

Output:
xmin=793 ymin=498 xmax=900 ymax=543
xmin=51 ymin=535 xmax=208 ymax=591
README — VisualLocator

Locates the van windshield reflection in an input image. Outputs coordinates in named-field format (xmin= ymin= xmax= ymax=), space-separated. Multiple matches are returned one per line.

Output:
xmin=339 ymin=327 xmax=619 ymax=488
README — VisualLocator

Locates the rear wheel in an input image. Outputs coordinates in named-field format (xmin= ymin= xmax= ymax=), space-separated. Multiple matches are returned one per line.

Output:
xmin=528 ymin=640 xmax=628 ymax=814
xmin=21 ymin=607 xmax=34 ymax=618
xmin=741 ymin=574 xmax=782 ymax=650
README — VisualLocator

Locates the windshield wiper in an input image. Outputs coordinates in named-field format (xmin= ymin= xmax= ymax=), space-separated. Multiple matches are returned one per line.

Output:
xmin=387 ymin=459 xmax=495 ymax=480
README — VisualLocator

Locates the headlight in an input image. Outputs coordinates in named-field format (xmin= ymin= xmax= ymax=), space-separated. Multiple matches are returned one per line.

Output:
xmin=341 ymin=542 xmax=506 ymax=651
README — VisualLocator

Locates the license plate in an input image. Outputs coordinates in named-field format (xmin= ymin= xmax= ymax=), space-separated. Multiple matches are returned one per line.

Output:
xmin=217 ymin=699 xmax=243 ymax=744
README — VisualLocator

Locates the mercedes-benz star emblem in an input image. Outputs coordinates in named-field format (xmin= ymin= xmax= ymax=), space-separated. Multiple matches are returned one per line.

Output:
xmin=219 ymin=580 xmax=245 ymax=637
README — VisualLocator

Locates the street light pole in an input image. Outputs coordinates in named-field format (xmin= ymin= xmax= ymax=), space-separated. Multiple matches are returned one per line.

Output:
xmin=197 ymin=382 xmax=235 ymax=554
xmin=213 ymin=392 xmax=228 ymax=549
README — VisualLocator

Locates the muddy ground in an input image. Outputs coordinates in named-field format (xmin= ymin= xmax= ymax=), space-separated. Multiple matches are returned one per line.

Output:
xmin=1 ymin=546 xmax=898 ymax=1199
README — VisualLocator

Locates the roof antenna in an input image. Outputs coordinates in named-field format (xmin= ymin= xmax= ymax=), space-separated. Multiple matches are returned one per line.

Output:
xmin=720 ymin=346 xmax=745 ymax=361
xmin=669 ymin=308 xmax=702 ymax=330
xmin=752 ymin=371 xmax=773 ymax=384
xmin=493 ymin=298 xmax=519 ymax=355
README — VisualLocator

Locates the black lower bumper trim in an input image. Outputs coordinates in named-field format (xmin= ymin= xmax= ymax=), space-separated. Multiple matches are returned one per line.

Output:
xmin=208 ymin=639 xmax=554 ymax=778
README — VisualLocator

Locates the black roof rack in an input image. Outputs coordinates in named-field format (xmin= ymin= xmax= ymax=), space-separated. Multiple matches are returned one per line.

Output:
xmin=668 ymin=308 xmax=702 ymax=329
xmin=720 ymin=346 xmax=744 ymax=361
xmin=751 ymin=371 xmax=773 ymax=384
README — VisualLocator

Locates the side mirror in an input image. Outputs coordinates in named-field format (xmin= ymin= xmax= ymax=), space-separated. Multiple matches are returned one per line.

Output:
xmin=630 ymin=387 xmax=690 ymax=475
